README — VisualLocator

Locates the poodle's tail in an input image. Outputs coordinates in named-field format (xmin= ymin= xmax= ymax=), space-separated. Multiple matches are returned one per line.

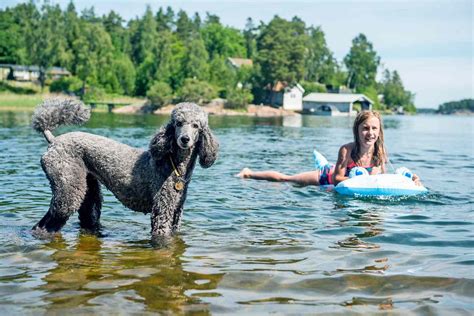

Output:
xmin=31 ymin=97 xmax=91 ymax=143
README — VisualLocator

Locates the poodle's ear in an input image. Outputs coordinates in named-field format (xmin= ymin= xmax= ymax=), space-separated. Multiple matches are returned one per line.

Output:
xmin=198 ymin=126 xmax=219 ymax=168
xmin=149 ymin=122 xmax=175 ymax=162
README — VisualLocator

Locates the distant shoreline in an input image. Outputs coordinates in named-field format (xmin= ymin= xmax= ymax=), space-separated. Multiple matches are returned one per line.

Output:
xmin=117 ymin=102 xmax=297 ymax=117
xmin=1 ymin=92 xmax=471 ymax=117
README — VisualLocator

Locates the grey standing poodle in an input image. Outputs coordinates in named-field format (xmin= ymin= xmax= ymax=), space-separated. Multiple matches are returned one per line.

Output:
xmin=31 ymin=98 xmax=219 ymax=236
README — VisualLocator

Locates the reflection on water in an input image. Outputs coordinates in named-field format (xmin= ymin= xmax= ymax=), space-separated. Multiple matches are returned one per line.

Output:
xmin=334 ymin=208 xmax=384 ymax=251
xmin=38 ymin=234 xmax=224 ymax=314
xmin=0 ymin=110 xmax=473 ymax=314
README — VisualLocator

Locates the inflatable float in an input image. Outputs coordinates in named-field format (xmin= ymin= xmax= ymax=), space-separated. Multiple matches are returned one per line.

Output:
xmin=313 ymin=150 xmax=428 ymax=197
xmin=334 ymin=173 xmax=428 ymax=197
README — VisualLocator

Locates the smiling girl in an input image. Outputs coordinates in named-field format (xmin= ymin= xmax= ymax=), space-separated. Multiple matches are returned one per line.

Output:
xmin=237 ymin=110 xmax=421 ymax=186
xmin=333 ymin=110 xmax=386 ymax=184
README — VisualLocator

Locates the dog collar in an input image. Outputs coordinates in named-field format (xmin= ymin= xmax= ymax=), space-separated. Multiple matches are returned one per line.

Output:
xmin=169 ymin=155 xmax=186 ymax=191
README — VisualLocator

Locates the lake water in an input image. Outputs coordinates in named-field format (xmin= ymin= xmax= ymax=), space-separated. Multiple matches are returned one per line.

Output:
xmin=0 ymin=110 xmax=473 ymax=314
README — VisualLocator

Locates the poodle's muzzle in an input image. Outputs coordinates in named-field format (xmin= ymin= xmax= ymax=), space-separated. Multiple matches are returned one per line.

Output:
xmin=176 ymin=124 xmax=200 ymax=150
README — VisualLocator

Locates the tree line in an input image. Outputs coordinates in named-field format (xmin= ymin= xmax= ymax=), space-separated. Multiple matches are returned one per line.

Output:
xmin=0 ymin=1 xmax=416 ymax=111
xmin=437 ymin=99 xmax=474 ymax=114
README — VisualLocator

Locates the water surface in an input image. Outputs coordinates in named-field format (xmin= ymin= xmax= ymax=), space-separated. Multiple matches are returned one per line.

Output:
xmin=0 ymin=111 xmax=473 ymax=314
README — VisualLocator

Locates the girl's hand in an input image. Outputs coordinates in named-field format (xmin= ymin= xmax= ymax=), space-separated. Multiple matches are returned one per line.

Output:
xmin=412 ymin=174 xmax=422 ymax=186
xmin=236 ymin=168 xmax=252 ymax=178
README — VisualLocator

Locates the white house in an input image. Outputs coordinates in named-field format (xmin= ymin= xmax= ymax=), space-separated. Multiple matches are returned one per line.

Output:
xmin=282 ymin=83 xmax=305 ymax=111
xmin=302 ymin=93 xmax=373 ymax=116
xmin=0 ymin=64 xmax=70 ymax=81
xmin=226 ymin=57 xmax=253 ymax=69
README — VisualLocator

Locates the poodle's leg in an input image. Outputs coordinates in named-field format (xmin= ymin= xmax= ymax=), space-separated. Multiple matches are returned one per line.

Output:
xmin=77 ymin=174 xmax=103 ymax=231
xmin=34 ymin=154 xmax=88 ymax=232
xmin=150 ymin=184 xmax=186 ymax=236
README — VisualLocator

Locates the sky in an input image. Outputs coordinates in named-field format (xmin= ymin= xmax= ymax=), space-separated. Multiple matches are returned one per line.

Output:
xmin=2 ymin=0 xmax=473 ymax=108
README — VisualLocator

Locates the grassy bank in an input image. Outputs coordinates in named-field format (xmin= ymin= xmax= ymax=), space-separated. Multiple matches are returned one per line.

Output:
xmin=0 ymin=92 xmax=146 ymax=112
xmin=0 ymin=80 xmax=146 ymax=111
xmin=0 ymin=93 xmax=47 ymax=110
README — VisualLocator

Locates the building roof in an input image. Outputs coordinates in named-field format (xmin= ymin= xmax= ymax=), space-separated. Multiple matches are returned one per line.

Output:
xmin=227 ymin=57 xmax=253 ymax=68
xmin=285 ymin=83 xmax=305 ymax=93
xmin=0 ymin=64 xmax=70 ymax=75
xmin=272 ymin=81 xmax=286 ymax=92
xmin=49 ymin=67 xmax=71 ymax=75
xmin=303 ymin=93 xmax=374 ymax=105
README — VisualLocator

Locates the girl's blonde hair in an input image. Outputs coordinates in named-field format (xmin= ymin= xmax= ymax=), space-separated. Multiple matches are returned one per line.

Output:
xmin=352 ymin=110 xmax=387 ymax=166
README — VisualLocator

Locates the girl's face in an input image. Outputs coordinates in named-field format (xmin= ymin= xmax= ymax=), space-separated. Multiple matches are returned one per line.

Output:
xmin=358 ymin=116 xmax=380 ymax=149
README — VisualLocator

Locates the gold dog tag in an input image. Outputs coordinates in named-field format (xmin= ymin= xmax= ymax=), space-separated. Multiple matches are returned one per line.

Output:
xmin=175 ymin=181 xmax=184 ymax=191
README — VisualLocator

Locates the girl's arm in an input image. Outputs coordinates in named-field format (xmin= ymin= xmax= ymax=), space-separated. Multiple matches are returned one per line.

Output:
xmin=237 ymin=168 xmax=320 ymax=186
xmin=333 ymin=145 xmax=350 ymax=185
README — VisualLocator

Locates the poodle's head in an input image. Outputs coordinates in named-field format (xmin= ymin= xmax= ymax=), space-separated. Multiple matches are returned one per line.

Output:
xmin=171 ymin=102 xmax=208 ymax=150
xmin=149 ymin=102 xmax=219 ymax=167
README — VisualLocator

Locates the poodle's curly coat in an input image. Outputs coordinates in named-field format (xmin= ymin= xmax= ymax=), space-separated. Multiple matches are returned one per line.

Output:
xmin=31 ymin=98 xmax=219 ymax=236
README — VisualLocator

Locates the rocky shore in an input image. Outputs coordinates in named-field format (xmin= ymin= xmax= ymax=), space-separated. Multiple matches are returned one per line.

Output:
xmin=112 ymin=99 xmax=297 ymax=117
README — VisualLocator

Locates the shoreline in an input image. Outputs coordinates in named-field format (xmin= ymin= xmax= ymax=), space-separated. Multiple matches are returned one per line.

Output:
xmin=153 ymin=104 xmax=297 ymax=117
xmin=3 ymin=104 xmax=472 ymax=117
xmin=1 ymin=93 xmax=471 ymax=117
xmin=112 ymin=100 xmax=298 ymax=117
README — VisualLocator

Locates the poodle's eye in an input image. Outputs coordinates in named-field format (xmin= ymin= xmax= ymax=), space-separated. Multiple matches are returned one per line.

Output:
xmin=176 ymin=121 xmax=183 ymax=127
xmin=192 ymin=123 xmax=199 ymax=129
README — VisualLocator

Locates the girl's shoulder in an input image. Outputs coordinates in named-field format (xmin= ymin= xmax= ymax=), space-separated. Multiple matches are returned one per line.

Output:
xmin=339 ymin=142 xmax=355 ymax=152
xmin=338 ymin=142 xmax=355 ymax=162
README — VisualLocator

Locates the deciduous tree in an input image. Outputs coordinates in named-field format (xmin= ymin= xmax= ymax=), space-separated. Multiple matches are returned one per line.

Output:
xmin=343 ymin=33 xmax=380 ymax=91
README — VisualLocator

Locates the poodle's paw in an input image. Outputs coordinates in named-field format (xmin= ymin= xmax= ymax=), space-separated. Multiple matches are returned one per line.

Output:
xmin=236 ymin=167 xmax=252 ymax=178
xmin=31 ymin=226 xmax=60 ymax=240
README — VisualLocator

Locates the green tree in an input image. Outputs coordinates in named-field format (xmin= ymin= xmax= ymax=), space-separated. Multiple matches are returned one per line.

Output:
xmin=208 ymin=55 xmax=236 ymax=96
xmin=130 ymin=6 xmax=158 ymax=66
xmin=201 ymin=20 xmax=247 ymax=60
xmin=49 ymin=76 xmax=83 ymax=94
xmin=343 ymin=33 xmax=380 ymax=92
xmin=176 ymin=78 xmax=217 ymax=104
xmin=176 ymin=10 xmax=195 ymax=40
xmin=135 ymin=31 xmax=186 ymax=95
xmin=305 ymin=27 xmax=337 ymax=85
xmin=2 ymin=2 xmax=40 ymax=65
xmin=146 ymin=81 xmax=173 ymax=109
xmin=0 ymin=8 xmax=24 ymax=64
xmin=155 ymin=6 xmax=174 ymax=32
xmin=205 ymin=13 xmax=220 ymax=25
xmin=111 ymin=53 xmax=136 ymax=95
xmin=300 ymin=80 xmax=327 ymax=94
xmin=243 ymin=18 xmax=257 ymax=59
xmin=193 ymin=12 xmax=202 ymax=31
xmin=360 ymin=85 xmax=382 ymax=111
xmin=80 ymin=6 xmax=100 ymax=23
xmin=380 ymin=69 xmax=415 ymax=111
xmin=160 ymin=34 xmax=187 ymax=90
xmin=254 ymin=16 xmax=308 ymax=104
xmin=255 ymin=16 xmax=308 ymax=87
xmin=437 ymin=99 xmax=474 ymax=114
xmin=225 ymin=87 xmax=253 ymax=109
xmin=60 ymin=1 xmax=80 ymax=71
xmin=25 ymin=3 xmax=66 ymax=89
xmin=135 ymin=55 xmax=156 ymax=96
xmin=183 ymin=35 xmax=210 ymax=81
xmin=72 ymin=23 xmax=117 ymax=95
xmin=102 ymin=10 xmax=129 ymax=53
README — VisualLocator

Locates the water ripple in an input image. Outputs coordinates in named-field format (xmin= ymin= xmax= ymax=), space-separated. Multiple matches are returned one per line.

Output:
xmin=0 ymin=112 xmax=473 ymax=314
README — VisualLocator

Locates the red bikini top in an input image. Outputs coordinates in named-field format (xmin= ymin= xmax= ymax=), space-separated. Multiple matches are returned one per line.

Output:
xmin=345 ymin=160 xmax=375 ymax=176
